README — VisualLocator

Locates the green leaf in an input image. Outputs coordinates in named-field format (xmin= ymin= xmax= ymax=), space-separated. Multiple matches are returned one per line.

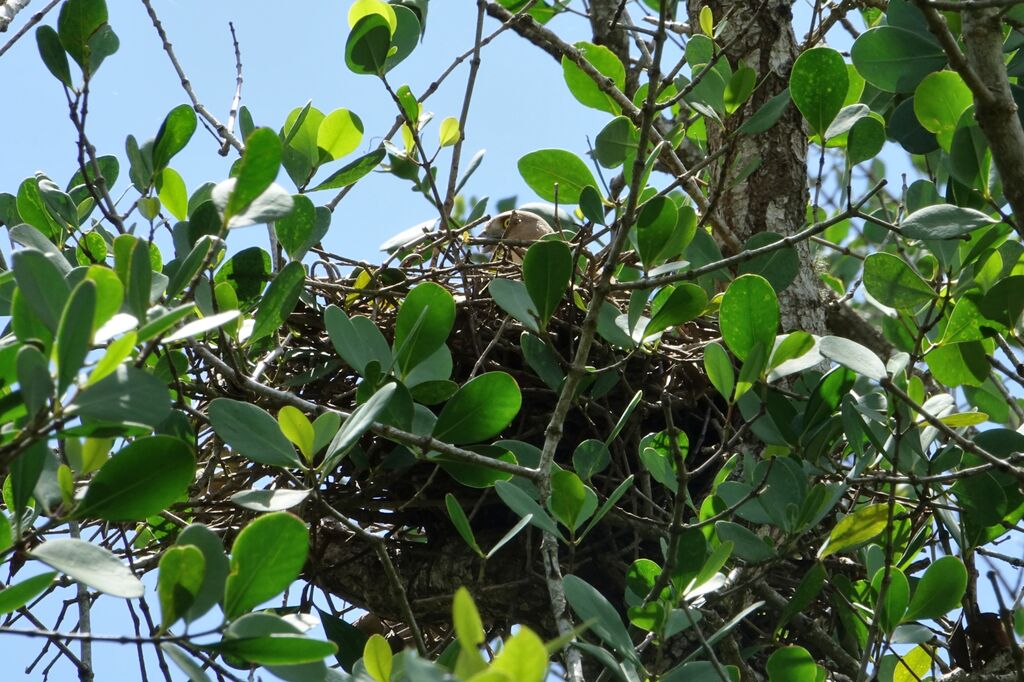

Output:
xmin=488 ymin=279 xmax=540 ymax=333
xmin=31 ymin=538 xmax=144 ymax=598
xmin=522 ymin=240 xmax=571 ymax=329
xmin=17 ymin=345 xmax=52 ymax=417
xmin=433 ymin=372 xmax=521 ymax=445
xmin=594 ymin=116 xmax=639 ymax=168
xmin=737 ymin=232 xmax=800 ymax=291
xmin=893 ymin=645 xmax=933 ymax=682
xmin=645 ymin=283 xmax=707 ymax=338
xmin=226 ymin=128 xmax=281 ymax=221
xmin=720 ymin=274 xmax=778 ymax=362
xmin=309 ymin=147 xmax=386 ymax=192
xmin=325 ymin=305 xmax=393 ymax=376
xmin=56 ymin=280 xmax=96 ymax=392
xmin=872 ymin=566 xmax=909 ymax=633
xmin=345 ymin=14 xmax=391 ymax=76
xmin=156 ymin=167 xmax=188 ymax=221
xmin=453 ymin=586 xmax=485 ymax=650
xmin=903 ymin=556 xmax=967 ymax=622
xmin=0 ymin=572 xmax=57 ymax=615
xmin=635 ymin=196 xmax=678 ymax=268
xmin=818 ymin=335 xmax=886 ymax=381
xmin=439 ymin=117 xmax=461 ymax=147
xmin=704 ymin=342 xmax=735 ymax=401
xmin=69 ymin=365 xmax=171 ymax=427
xmin=36 ymin=25 xmax=73 ymax=87
xmin=278 ymin=405 xmax=315 ymax=460
xmin=738 ymin=88 xmax=791 ymax=136
xmin=445 ymin=494 xmax=483 ymax=556
xmin=153 ymin=105 xmax=198 ymax=172
xmin=250 ymin=261 xmax=305 ymax=343
xmin=224 ymin=512 xmax=308 ymax=619
xmin=489 ymin=627 xmax=548 ymax=682
xmin=572 ymin=439 xmax=610 ymax=480
xmin=208 ymin=398 xmax=300 ymax=467
xmin=549 ymin=469 xmax=595 ymax=532
xmin=561 ymin=41 xmax=625 ymax=114
xmin=914 ymin=71 xmax=972 ymax=150
xmin=851 ymin=26 xmax=946 ymax=93
xmin=563 ymin=574 xmax=635 ymax=659
xmin=317 ymin=108 xmax=364 ymax=160
xmin=847 ymin=115 xmax=886 ymax=165
xmin=775 ymin=562 xmax=826 ymax=633
xmin=518 ymin=149 xmax=598 ymax=204
xmin=900 ymin=204 xmax=997 ymax=240
xmin=321 ymin=382 xmax=397 ymax=471
xmin=175 ymin=524 xmax=229 ymax=623
xmin=17 ymin=177 xmax=63 ymax=239
xmin=75 ymin=435 xmax=193 ymax=522
xmin=819 ymin=503 xmax=890 ymax=558
xmin=393 ymin=282 xmax=456 ymax=377
xmin=862 ymin=252 xmax=935 ymax=308
xmin=161 ymin=644 xmax=213 ymax=682
xmin=57 ymin=0 xmax=108 ymax=72
xmin=715 ymin=521 xmax=776 ymax=562
xmin=766 ymin=646 xmax=818 ymax=682
xmin=790 ymin=47 xmax=848 ymax=138
xmin=230 ymin=488 xmax=310 ymax=512
xmin=494 ymin=480 xmax=564 ymax=540
xmin=12 ymin=247 xmax=69 ymax=332
xmin=521 ymin=332 xmax=565 ymax=390
xmin=158 ymin=545 xmax=205 ymax=631
xmin=205 ymin=634 xmax=336 ymax=666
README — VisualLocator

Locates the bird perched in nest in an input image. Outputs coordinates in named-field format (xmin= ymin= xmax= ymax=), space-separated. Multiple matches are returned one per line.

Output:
xmin=480 ymin=209 xmax=554 ymax=263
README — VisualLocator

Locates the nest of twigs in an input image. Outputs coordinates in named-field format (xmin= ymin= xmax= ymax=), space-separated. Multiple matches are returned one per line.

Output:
xmin=185 ymin=223 xmax=730 ymax=650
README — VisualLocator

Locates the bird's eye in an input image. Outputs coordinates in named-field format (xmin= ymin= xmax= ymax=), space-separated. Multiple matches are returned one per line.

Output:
xmin=503 ymin=218 xmax=512 ymax=228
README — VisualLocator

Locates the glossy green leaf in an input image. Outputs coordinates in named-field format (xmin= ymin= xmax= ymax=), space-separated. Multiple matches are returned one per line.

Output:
xmin=224 ymin=512 xmax=308 ymax=619
xmin=75 ymin=435 xmax=194 ymax=521
xmin=715 ymin=521 xmax=776 ymax=562
xmin=57 ymin=0 xmax=108 ymax=72
xmin=445 ymin=494 xmax=483 ymax=556
xmin=494 ymin=480 xmax=563 ymax=540
xmin=594 ymin=116 xmax=639 ymax=168
xmin=325 ymin=305 xmax=393 ymax=376
xmin=364 ymin=634 xmax=392 ymax=682
xmin=345 ymin=14 xmax=391 ymax=76
xmin=488 ymin=278 xmax=540 ymax=333
xmin=12 ymin=247 xmax=69 ymax=332
xmin=317 ymin=108 xmax=364 ymax=160
xmin=249 ymin=261 xmax=305 ymax=343
xmin=433 ymin=372 xmax=521 ymax=444
xmin=720 ymin=274 xmax=778 ymax=362
xmin=790 ymin=47 xmax=848 ymax=138
xmin=549 ymin=469 xmax=594 ymax=532
xmin=31 ymin=538 xmax=144 ymax=598
xmin=563 ymin=574 xmax=635 ymax=659
xmin=522 ymin=240 xmax=571 ymax=328
xmin=321 ymin=382 xmax=396 ymax=471
xmin=393 ymin=282 xmax=455 ymax=377
xmin=36 ymin=25 xmax=72 ymax=87
xmin=900 ymin=204 xmax=997 ymax=240
xmin=0 ymin=572 xmax=57 ymax=615
xmin=69 ymin=365 xmax=171 ymax=427
xmin=489 ymin=627 xmax=548 ymax=682
xmin=766 ymin=646 xmax=817 ymax=682
xmin=862 ymin=252 xmax=935 ymax=308
xmin=309 ymin=147 xmax=386 ymax=192
xmin=645 ymin=283 xmax=707 ymax=338
xmin=904 ymin=556 xmax=967 ymax=622
xmin=518 ymin=149 xmax=598 ymax=204
xmin=914 ymin=71 xmax=972 ymax=150
xmin=561 ymin=41 xmax=625 ymax=114
xmin=278 ymin=405 xmax=315 ymax=459
xmin=453 ymin=586 xmax=485 ymax=650
xmin=153 ymin=105 xmax=198 ymax=172
xmin=208 ymin=398 xmax=301 ymax=467
xmin=818 ymin=335 xmax=886 ymax=381
xmin=205 ymin=633 xmax=336 ymax=666
xmin=56 ymin=279 xmax=96 ymax=392
xmin=439 ymin=117 xmax=461 ymax=147
xmin=820 ymin=503 xmax=890 ymax=558
xmin=158 ymin=545 xmax=205 ymax=631
xmin=737 ymin=232 xmax=799 ymax=291
xmin=17 ymin=345 xmax=53 ymax=417
xmin=156 ymin=167 xmax=188 ymax=221
xmin=851 ymin=26 xmax=946 ymax=93
xmin=738 ymin=88 xmax=791 ymax=136
xmin=226 ymin=128 xmax=281 ymax=220
xmin=872 ymin=566 xmax=909 ymax=633
xmin=847 ymin=115 xmax=886 ymax=165
xmin=704 ymin=341 xmax=735 ymax=401
xmin=175 ymin=524 xmax=229 ymax=623
xmin=572 ymin=439 xmax=610 ymax=480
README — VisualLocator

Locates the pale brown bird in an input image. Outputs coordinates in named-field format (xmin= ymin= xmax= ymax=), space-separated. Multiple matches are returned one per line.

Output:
xmin=480 ymin=209 xmax=554 ymax=263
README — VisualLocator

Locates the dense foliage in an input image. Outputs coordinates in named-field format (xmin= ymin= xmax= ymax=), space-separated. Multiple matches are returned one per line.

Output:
xmin=2 ymin=0 xmax=1024 ymax=680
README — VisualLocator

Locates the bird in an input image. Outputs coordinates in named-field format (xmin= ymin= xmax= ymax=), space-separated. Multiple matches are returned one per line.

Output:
xmin=480 ymin=209 xmax=554 ymax=263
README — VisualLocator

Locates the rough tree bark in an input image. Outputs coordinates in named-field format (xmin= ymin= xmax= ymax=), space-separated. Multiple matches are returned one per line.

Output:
xmin=687 ymin=0 xmax=825 ymax=335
